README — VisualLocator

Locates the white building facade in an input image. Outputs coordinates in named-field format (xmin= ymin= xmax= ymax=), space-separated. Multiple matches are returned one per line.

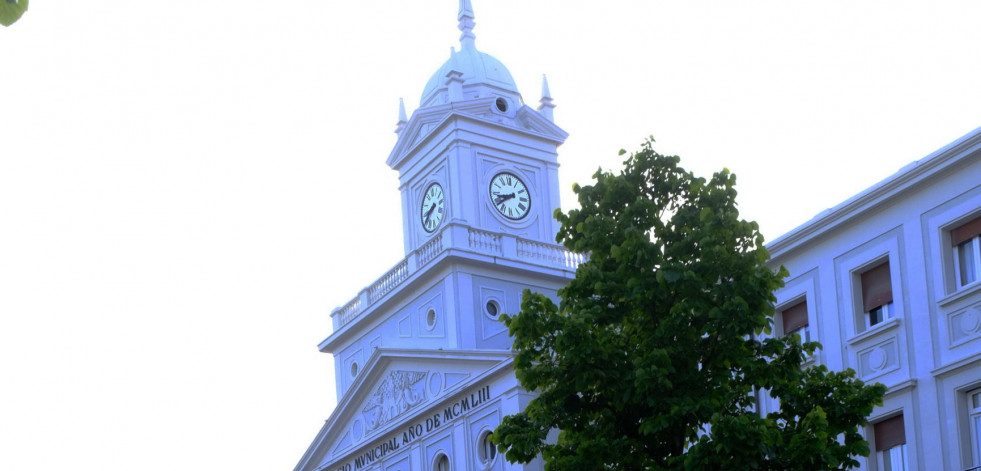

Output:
xmin=294 ymin=2 xmax=579 ymax=470
xmin=293 ymin=2 xmax=981 ymax=471
xmin=765 ymin=128 xmax=981 ymax=471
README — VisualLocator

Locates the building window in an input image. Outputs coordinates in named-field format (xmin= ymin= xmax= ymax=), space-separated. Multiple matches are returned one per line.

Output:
xmin=874 ymin=414 xmax=908 ymax=471
xmin=433 ymin=453 xmax=449 ymax=471
xmin=952 ymin=216 xmax=981 ymax=288
xmin=971 ymin=389 xmax=981 ymax=466
xmin=477 ymin=430 xmax=497 ymax=464
xmin=780 ymin=299 xmax=810 ymax=343
xmin=426 ymin=308 xmax=438 ymax=330
xmin=485 ymin=299 xmax=501 ymax=319
xmin=861 ymin=262 xmax=894 ymax=329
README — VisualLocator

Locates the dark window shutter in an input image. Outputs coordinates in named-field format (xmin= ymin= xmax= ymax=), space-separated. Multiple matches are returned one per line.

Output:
xmin=781 ymin=301 xmax=808 ymax=334
xmin=952 ymin=216 xmax=981 ymax=246
xmin=873 ymin=414 xmax=906 ymax=451
xmin=861 ymin=262 xmax=893 ymax=312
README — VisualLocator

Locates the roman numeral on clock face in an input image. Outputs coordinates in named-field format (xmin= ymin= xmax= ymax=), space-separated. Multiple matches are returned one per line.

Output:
xmin=489 ymin=172 xmax=531 ymax=220
xmin=421 ymin=183 xmax=445 ymax=233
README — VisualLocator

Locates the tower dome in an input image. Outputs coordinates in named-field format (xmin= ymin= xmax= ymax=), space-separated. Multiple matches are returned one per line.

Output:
xmin=418 ymin=0 xmax=522 ymax=108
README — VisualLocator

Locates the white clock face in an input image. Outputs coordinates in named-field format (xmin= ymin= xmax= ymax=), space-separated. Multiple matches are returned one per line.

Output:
xmin=489 ymin=172 xmax=530 ymax=220
xmin=420 ymin=182 xmax=445 ymax=233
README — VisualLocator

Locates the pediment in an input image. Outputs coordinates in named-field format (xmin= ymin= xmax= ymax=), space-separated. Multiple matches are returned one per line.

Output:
xmin=295 ymin=349 xmax=513 ymax=471
xmin=387 ymin=103 xmax=568 ymax=172
xmin=514 ymin=105 xmax=569 ymax=142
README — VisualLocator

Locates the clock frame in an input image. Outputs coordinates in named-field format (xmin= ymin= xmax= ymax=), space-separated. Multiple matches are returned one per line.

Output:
xmin=489 ymin=171 xmax=531 ymax=220
xmin=420 ymin=182 xmax=445 ymax=233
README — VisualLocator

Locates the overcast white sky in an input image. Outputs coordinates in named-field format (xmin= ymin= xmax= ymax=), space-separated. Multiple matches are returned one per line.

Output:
xmin=2 ymin=1 xmax=980 ymax=470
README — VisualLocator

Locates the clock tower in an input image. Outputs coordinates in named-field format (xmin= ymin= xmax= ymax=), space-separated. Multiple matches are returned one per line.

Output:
xmin=388 ymin=1 xmax=568 ymax=255
xmin=295 ymin=2 xmax=579 ymax=470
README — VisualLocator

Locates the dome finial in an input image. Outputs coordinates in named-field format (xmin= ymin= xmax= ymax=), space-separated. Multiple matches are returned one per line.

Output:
xmin=458 ymin=0 xmax=476 ymax=49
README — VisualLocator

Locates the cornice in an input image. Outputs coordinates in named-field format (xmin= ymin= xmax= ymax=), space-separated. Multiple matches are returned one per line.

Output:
xmin=319 ymin=240 xmax=578 ymax=352
xmin=767 ymin=127 xmax=981 ymax=261
xmin=387 ymin=101 xmax=568 ymax=172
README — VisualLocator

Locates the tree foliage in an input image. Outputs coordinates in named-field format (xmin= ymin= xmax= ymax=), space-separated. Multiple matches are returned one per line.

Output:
xmin=493 ymin=138 xmax=885 ymax=470
xmin=0 ymin=0 xmax=29 ymax=27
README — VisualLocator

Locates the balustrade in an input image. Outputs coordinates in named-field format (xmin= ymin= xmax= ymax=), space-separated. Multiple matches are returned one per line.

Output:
xmin=368 ymin=260 xmax=409 ymax=303
xmin=330 ymin=224 xmax=584 ymax=329
xmin=468 ymin=228 xmax=502 ymax=253
xmin=416 ymin=234 xmax=443 ymax=267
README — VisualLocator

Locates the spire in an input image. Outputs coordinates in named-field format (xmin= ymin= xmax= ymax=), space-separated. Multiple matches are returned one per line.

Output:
xmin=395 ymin=98 xmax=408 ymax=134
xmin=538 ymin=74 xmax=555 ymax=122
xmin=458 ymin=0 xmax=476 ymax=50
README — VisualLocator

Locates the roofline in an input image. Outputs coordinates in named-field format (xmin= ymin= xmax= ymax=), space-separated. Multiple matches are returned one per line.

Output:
xmin=766 ymin=126 xmax=981 ymax=262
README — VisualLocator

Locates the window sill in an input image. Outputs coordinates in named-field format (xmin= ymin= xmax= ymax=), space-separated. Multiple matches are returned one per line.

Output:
xmin=939 ymin=280 xmax=981 ymax=308
xmin=847 ymin=317 xmax=901 ymax=346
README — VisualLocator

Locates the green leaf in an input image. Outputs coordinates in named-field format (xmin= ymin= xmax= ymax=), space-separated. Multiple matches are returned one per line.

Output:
xmin=0 ymin=0 xmax=29 ymax=27
xmin=495 ymin=136 xmax=884 ymax=471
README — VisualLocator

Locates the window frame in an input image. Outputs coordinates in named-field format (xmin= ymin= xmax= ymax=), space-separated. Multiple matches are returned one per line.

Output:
xmin=859 ymin=260 xmax=895 ymax=331
xmin=779 ymin=298 xmax=810 ymax=343
xmin=433 ymin=453 xmax=450 ymax=471
xmin=873 ymin=413 xmax=908 ymax=471
xmin=971 ymin=388 xmax=981 ymax=466
xmin=944 ymin=212 xmax=981 ymax=294
xmin=954 ymin=233 xmax=981 ymax=289
xmin=476 ymin=429 xmax=497 ymax=465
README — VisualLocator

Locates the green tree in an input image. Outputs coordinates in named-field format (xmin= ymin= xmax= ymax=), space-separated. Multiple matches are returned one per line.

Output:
xmin=0 ymin=0 xmax=28 ymax=27
xmin=494 ymin=138 xmax=885 ymax=470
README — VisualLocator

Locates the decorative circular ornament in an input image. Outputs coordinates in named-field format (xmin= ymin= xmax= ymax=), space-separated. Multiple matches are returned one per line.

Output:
xmin=960 ymin=307 xmax=981 ymax=334
xmin=489 ymin=172 xmax=530 ymax=220
xmin=428 ymin=371 xmax=444 ymax=397
xmin=351 ymin=420 xmax=364 ymax=441
xmin=420 ymin=182 xmax=445 ymax=233
xmin=868 ymin=347 xmax=888 ymax=371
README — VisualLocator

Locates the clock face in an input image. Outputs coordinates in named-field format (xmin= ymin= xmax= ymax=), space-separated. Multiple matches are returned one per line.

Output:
xmin=420 ymin=182 xmax=445 ymax=233
xmin=489 ymin=172 xmax=531 ymax=220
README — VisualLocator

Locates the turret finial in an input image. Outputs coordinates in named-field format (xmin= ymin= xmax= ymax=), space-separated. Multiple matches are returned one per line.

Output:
xmin=458 ymin=0 xmax=476 ymax=49
xmin=395 ymin=98 xmax=408 ymax=134
xmin=538 ymin=74 xmax=555 ymax=122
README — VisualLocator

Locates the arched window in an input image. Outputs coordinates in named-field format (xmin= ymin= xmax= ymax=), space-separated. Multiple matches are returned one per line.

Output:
xmin=433 ymin=453 xmax=449 ymax=471
xmin=477 ymin=430 xmax=497 ymax=464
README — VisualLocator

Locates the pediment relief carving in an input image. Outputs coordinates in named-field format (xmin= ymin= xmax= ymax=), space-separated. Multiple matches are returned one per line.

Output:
xmin=361 ymin=370 xmax=427 ymax=433
xmin=298 ymin=351 xmax=513 ymax=471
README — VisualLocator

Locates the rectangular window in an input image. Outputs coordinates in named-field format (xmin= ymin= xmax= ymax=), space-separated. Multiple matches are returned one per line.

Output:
xmin=861 ymin=262 xmax=894 ymax=328
xmin=971 ymin=389 xmax=981 ymax=466
xmin=952 ymin=216 xmax=981 ymax=288
xmin=781 ymin=300 xmax=810 ymax=343
xmin=874 ymin=414 xmax=908 ymax=471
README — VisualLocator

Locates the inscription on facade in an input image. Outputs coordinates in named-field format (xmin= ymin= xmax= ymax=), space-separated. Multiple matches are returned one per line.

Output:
xmin=330 ymin=384 xmax=493 ymax=471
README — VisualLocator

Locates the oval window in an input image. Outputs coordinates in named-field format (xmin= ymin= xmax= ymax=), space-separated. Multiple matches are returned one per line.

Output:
xmin=477 ymin=430 xmax=497 ymax=464
xmin=485 ymin=300 xmax=500 ymax=319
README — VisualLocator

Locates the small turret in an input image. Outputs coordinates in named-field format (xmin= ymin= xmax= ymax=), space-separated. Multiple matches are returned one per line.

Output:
xmin=538 ymin=74 xmax=555 ymax=122
xmin=394 ymin=98 xmax=408 ymax=135
xmin=445 ymin=48 xmax=465 ymax=102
